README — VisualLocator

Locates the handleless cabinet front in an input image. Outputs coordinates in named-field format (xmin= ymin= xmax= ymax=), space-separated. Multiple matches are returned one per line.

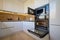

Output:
xmin=0 ymin=22 xmax=23 ymax=37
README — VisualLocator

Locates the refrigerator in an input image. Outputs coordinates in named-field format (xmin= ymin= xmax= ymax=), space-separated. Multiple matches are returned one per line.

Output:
xmin=50 ymin=0 xmax=60 ymax=40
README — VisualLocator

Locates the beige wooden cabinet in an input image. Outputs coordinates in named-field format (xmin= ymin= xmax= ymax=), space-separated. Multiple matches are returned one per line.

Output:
xmin=0 ymin=10 xmax=35 ymax=21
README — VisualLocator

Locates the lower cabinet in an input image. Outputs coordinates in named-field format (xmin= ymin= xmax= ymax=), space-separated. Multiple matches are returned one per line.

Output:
xmin=0 ymin=22 xmax=23 ymax=37
xmin=0 ymin=27 xmax=14 ymax=37
xmin=0 ymin=22 xmax=34 ymax=37
xmin=50 ymin=25 xmax=60 ymax=40
xmin=23 ymin=22 xmax=35 ymax=31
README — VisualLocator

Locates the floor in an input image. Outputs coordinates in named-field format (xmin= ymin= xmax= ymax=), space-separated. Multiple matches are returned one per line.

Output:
xmin=0 ymin=31 xmax=36 ymax=40
xmin=25 ymin=31 xmax=49 ymax=40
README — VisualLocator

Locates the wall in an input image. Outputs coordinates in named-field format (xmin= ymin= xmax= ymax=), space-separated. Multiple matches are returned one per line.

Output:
xmin=34 ymin=0 xmax=49 ymax=8
xmin=24 ymin=0 xmax=49 ymax=13
xmin=0 ymin=0 xmax=49 ymax=13
xmin=24 ymin=0 xmax=35 ymax=13
xmin=3 ymin=0 xmax=24 ymax=13
xmin=0 ymin=0 xmax=3 ymax=9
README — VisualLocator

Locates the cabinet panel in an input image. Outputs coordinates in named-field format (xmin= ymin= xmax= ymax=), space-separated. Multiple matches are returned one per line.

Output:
xmin=0 ymin=11 xmax=35 ymax=21
xmin=0 ymin=13 xmax=18 ymax=21
xmin=0 ymin=27 xmax=14 ymax=37
xmin=23 ymin=22 xmax=35 ymax=30
xmin=0 ymin=22 xmax=23 ymax=37
xmin=50 ymin=25 xmax=60 ymax=40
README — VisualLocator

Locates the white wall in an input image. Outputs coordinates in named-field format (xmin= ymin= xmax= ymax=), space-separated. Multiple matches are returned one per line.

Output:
xmin=34 ymin=0 xmax=49 ymax=8
xmin=0 ymin=0 xmax=24 ymax=13
xmin=0 ymin=0 xmax=49 ymax=13
xmin=0 ymin=0 xmax=3 ymax=9
xmin=24 ymin=0 xmax=49 ymax=13
xmin=24 ymin=0 xmax=35 ymax=13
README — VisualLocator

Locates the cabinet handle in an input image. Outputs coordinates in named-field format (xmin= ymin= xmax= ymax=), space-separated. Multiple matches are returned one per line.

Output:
xmin=0 ymin=27 xmax=14 ymax=29
xmin=51 ymin=24 xmax=60 ymax=26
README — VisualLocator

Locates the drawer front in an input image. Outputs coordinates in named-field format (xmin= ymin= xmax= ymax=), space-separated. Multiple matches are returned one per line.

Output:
xmin=0 ymin=26 xmax=22 ymax=37
xmin=0 ymin=27 xmax=16 ymax=37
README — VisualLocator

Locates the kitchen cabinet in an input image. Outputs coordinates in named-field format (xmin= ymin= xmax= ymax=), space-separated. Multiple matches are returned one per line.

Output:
xmin=0 ymin=11 xmax=18 ymax=21
xmin=50 ymin=25 xmax=60 ymax=40
xmin=0 ymin=22 xmax=23 ymax=37
xmin=0 ymin=10 xmax=35 ymax=21
xmin=23 ymin=22 xmax=35 ymax=31
xmin=50 ymin=0 xmax=60 ymax=40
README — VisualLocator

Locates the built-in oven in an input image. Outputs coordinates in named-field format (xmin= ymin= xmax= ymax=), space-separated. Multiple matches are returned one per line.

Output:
xmin=28 ymin=4 xmax=49 ymax=38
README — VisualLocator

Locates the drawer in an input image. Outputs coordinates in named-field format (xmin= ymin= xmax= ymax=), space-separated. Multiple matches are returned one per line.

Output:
xmin=0 ymin=27 xmax=15 ymax=37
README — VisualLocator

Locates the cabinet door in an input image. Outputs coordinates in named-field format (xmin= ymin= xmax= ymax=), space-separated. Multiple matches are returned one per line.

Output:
xmin=0 ymin=22 xmax=23 ymax=37
xmin=50 ymin=25 xmax=60 ymax=40
xmin=3 ymin=22 xmax=23 ymax=31
xmin=23 ymin=22 xmax=35 ymax=31
xmin=50 ymin=0 xmax=59 ymax=25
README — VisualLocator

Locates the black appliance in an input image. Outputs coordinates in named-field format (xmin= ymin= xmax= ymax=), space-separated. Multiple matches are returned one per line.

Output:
xmin=28 ymin=7 xmax=35 ymax=15
xmin=28 ymin=4 xmax=49 ymax=38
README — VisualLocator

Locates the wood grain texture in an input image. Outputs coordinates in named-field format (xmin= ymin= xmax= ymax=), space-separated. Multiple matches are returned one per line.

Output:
xmin=0 ymin=31 xmax=36 ymax=40
xmin=0 ymin=10 xmax=35 ymax=21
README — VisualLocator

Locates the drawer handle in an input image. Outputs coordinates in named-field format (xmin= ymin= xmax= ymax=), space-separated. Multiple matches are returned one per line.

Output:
xmin=51 ymin=24 xmax=60 ymax=26
xmin=0 ymin=27 xmax=14 ymax=29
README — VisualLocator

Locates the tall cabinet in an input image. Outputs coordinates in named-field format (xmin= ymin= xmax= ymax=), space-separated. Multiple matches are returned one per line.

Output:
xmin=50 ymin=0 xmax=60 ymax=40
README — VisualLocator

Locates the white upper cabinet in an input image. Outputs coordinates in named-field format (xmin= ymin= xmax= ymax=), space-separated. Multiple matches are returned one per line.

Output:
xmin=50 ymin=0 xmax=60 ymax=25
xmin=49 ymin=0 xmax=56 ymax=24
xmin=56 ymin=0 xmax=60 ymax=25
